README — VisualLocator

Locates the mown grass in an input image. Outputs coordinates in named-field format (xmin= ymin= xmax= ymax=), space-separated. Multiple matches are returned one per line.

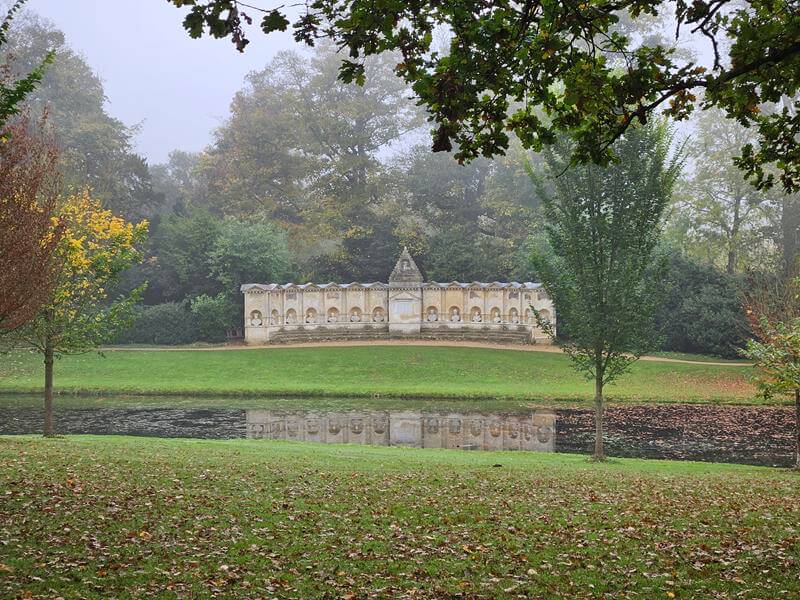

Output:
xmin=0 ymin=345 xmax=760 ymax=404
xmin=0 ymin=436 xmax=797 ymax=598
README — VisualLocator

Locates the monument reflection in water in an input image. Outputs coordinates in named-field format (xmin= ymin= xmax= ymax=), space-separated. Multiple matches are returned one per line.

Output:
xmin=246 ymin=410 xmax=556 ymax=452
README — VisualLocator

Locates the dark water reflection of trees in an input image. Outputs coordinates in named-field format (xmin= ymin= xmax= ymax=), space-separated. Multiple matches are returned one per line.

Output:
xmin=0 ymin=397 xmax=794 ymax=467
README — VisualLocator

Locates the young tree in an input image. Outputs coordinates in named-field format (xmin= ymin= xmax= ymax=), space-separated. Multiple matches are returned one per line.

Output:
xmin=742 ymin=275 xmax=800 ymax=469
xmin=170 ymin=0 xmax=800 ymax=192
xmin=0 ymin=1 xmax=61 ymax=333
xmin=532 ymin=121 xmax=682 ymax=459
xmin=13 ymin=192 xmax=147 ymax=435
xmin=0 ymin=113 xmax=62 ymax=333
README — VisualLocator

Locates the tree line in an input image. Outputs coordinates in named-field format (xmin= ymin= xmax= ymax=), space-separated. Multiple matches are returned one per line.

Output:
xmin=3 ymin=12 xmax=769 ymax=355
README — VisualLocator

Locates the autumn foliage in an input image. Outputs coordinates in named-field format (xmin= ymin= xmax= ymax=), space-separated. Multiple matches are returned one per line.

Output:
xmin=0 ymin=113 xmax=63 ymax=332
xmin=741 ymin=272 xmax=800 ymax=468
xmin=10 ymin=190 xmax=148 ymax=434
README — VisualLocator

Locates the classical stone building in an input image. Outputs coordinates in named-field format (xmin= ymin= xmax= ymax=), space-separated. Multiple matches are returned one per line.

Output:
xmin=241 ymin=247 xmax=555 ymax=344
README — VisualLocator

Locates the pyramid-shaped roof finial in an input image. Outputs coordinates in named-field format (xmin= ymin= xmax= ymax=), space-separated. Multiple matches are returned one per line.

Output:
xmin=389 ymin=246 xmax=423 ymax=285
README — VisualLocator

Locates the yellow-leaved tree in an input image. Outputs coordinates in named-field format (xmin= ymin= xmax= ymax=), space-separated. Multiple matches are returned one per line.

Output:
xmin=14 ymin=191 xmax=148 ymax=435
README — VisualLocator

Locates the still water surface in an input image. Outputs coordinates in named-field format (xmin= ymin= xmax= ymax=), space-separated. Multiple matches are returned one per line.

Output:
xmin=0 ymin=396 xmax=795 ymax=467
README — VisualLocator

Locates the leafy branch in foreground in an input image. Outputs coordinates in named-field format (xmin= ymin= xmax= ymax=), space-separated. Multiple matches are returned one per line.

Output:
xmin=169 ymin=0 xmax=800 ymax=192
xmin=0 ymin=0 xmax=54 ymax=134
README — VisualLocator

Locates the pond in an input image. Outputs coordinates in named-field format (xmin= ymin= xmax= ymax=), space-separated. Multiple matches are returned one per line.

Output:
xmin=0 ymin=395 xmax=795 ymax=467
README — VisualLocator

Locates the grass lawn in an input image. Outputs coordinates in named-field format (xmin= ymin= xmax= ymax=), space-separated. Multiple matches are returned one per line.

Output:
xmin=1 ymin=436 xmax=798 ymax=598
xmin=0 ymin=345 xmax=760 ymax=404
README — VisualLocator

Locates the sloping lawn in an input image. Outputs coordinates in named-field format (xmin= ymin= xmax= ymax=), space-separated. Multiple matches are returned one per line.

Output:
xmin=0 ymin=436 xmax=798 ymax=598
xmin=0 ymin=345 xmax=758 ymax=403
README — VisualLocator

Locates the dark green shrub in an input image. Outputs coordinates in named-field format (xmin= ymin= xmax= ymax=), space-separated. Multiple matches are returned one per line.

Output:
xmin=654 ymin=253 xmax=750 ymax=358
xmin=115 ymin=302 xmax=198 ymax=345
xmin=190 ymin=293 xmax=238 ymax=343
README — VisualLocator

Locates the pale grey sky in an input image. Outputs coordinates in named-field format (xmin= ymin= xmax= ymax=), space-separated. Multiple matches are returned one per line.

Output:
xmin=24 ymin=0 xmax=299 ymax=164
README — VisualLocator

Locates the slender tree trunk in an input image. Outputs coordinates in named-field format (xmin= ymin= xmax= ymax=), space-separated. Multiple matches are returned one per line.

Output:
xmin=726 ymin=199 xmax=742 ymax=275
xmin=725 ymin=245 xmax=737 ymax=276
xmin=795 ymin=389 xmax=800 ymax=470
xmin=593 ymin=376 xmax=605 ymax=460
xmin=781 ymin=194 xmax=800 ymax=278
xmin=43 ymin=340 xmax=54 ymax=437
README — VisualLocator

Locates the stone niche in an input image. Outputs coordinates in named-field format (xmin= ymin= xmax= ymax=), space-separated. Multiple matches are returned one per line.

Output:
xmin=246 ymin=410 xmax=556 ymax=453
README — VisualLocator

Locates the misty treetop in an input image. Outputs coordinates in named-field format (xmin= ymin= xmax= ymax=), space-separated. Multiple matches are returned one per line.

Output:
xmin=170 ymin=0 xmax=800 ymax=193
xmin=3 ymin=13 xmax=158 ymax=221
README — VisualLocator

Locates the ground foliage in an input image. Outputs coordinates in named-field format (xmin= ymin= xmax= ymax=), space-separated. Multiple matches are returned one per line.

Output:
xmin=0 ymin=436 xmax=798 ymax=598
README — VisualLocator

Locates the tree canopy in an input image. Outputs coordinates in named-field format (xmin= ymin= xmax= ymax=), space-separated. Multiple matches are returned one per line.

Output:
xmin=170 ymin=0 xmax=800 ymax=192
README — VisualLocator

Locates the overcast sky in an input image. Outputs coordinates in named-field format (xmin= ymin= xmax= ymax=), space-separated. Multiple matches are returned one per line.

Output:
xmin=25 ymin=0 xmax=300 ymax=164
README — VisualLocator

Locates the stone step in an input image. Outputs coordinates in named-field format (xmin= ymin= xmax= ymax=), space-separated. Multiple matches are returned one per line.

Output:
xmin=267 ymin=328 xmax=534 ymax=345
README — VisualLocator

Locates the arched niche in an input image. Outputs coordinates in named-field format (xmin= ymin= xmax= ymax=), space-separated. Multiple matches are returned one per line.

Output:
xmin=448 ymin=306 xmax=461 ymax=322
xmin=425 ymin=306 xmax=439 ymax=322
xmin=249 ymin=310 xmax=263 ymax=327
xmin=326 ymin=307 xmax=339 ymax=323
xmin=349 ymin=307 xmax=363 ymax=322
xmin=470 ymin=306 xmax=483 ymax=323
xmin=285 ymin=308 xmax=297 ymax=324
xmin=270 ymin=309 xmax=279 ymax=325
xmin=509 ymin=307 xmax=520 ymax=324
xmin=372 ymin=307 xmax=386 ymax=322
xmin=490 ymin=307 xmax=501 ymax=323
xmin=305 ymin=307 xmax=318 ymax=324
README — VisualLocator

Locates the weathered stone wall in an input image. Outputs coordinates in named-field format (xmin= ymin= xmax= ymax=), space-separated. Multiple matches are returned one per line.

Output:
xmin=241 ymin=248 xmax=555 ymax=345
xmin=246 ymin=410 xmax=556 ymax=452
xmin=243 ymin=283 xmax=554 ymax=344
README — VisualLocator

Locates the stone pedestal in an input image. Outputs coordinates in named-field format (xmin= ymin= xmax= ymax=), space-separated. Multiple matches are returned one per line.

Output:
xmin=388 ymin=290 xmax=422 ymax=336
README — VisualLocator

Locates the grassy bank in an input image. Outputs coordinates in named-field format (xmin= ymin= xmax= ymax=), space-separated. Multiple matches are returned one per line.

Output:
xmin=0 ymin=345 xmax=758 ymax=403
xmin=1 ymin=436 xmax=797 ymax=598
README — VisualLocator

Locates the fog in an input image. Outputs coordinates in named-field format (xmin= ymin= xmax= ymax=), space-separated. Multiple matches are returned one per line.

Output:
xmin=24 ymin=0 xmax=298 ymax=163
